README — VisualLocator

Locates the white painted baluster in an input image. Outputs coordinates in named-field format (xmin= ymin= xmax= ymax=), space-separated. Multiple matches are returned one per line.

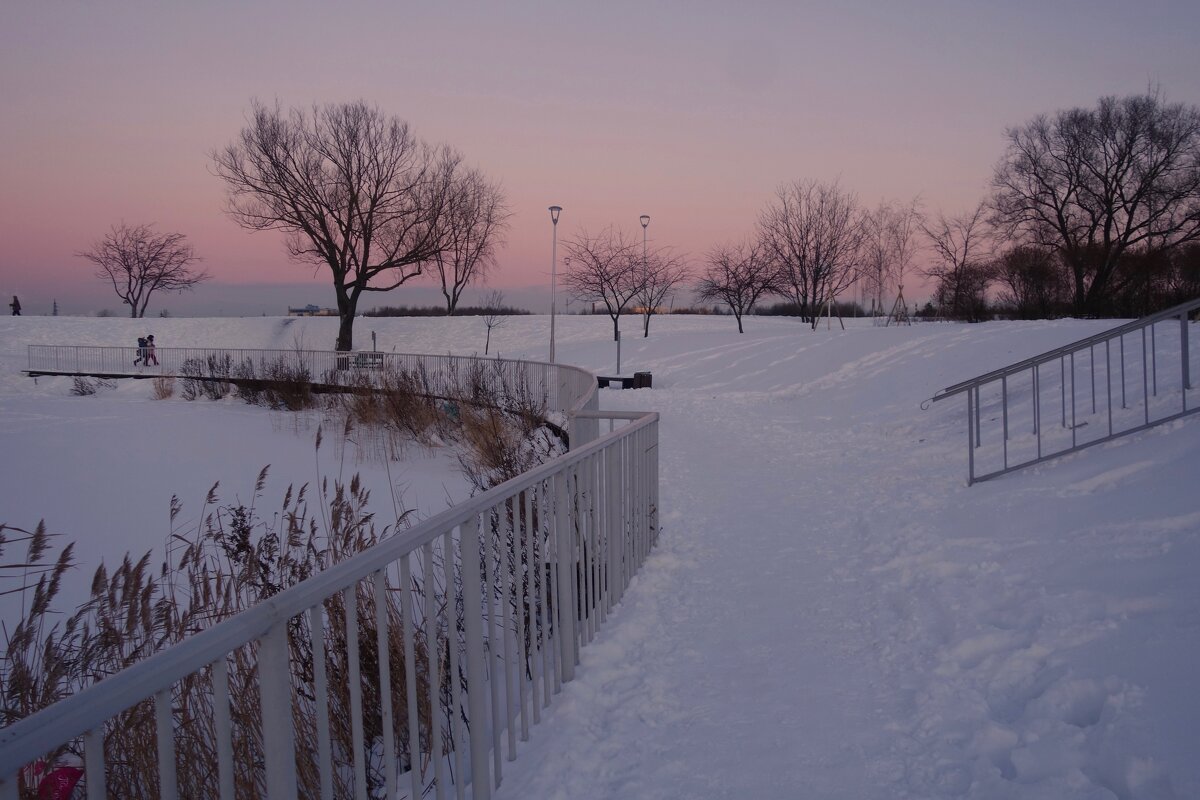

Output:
xmin=423 ymin=543 xmax=446 ymax=800
xmin=399 ymin=556 xmax=425 ymax=800
xmin=442 ymin=530 xmax=466 ymax=800
xmin=308 ymin=605 xmax=334 ymax=800
xmin=460 ymin=513 xmax=493 ymax=798
xmin=155 ymin=688 xmax=178 ymax=800
xmin=84 ymin=727 xmax=106 ymax=800
xmin=373 ymin=570 xmax=398 ymax=799
xmin=259 ymin=622 xmax=298 ymax=799
xmin=210 ymin=656 xmax=237 ymax=800
xmin=344 ymin=586 xmax=368 ymax=800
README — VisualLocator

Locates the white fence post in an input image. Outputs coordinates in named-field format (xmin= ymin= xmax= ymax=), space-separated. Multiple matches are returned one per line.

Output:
xmin=259 ymin=621 xmax=298 ymax=799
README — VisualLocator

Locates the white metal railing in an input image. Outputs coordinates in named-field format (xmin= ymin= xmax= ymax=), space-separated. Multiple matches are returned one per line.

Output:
xmin=2 ymin=354 xmax=653 ymax=799
xmin=930 ymin=297 xmax=1199 ymax=484
xmin=26 ymin=346 xmax=598 ymax=424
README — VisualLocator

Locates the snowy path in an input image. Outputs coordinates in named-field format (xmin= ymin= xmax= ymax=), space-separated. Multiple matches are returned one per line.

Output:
xmin=495 ymin=389 xmax=893 ymax=799
xmin=494 ymin=321 xmax=1200 ymax=800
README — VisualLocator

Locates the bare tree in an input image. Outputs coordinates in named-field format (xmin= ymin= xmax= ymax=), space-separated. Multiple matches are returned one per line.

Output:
xmin=862 ymin=199 xmax=923 ymax=316
xmin=758 ymin=179 xmax=867 ymax=329
xmin=696 ymin=240 xmax=777 ymax=333
xmin=635 ymin=248 xmax=691 ymax=337
xmin=433 ymin=169 xmax=510 ymax=315
xmin=994 ymin=245 xmax=1069 ymax=319
xmin=921 ymin=201 xmax=994 ymax=321
xmin=212 ymin=100 xmax=467 ymax=350
xmin=561 ymin=227 xmax=644 ymax=341
xmin=991 ymin=92 xmax=1200 ymax=315
xmin=79 ymin=223 xmax=208 ymax=318
xmin=481 ymin=289 xmax=506 ymax=355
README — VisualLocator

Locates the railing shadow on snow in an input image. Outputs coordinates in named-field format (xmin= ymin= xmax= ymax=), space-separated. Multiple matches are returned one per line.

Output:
xmin=929 ymin=297 xmax=1200 ymax=485
xmin=3 ymin=349 xmax=658 ymax=800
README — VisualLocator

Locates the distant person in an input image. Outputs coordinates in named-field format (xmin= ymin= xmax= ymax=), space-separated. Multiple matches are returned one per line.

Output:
xmin=145 ymin=334 xmax=158 ymax=365
xmin=9 ymin=296 xmax=19 ymax=316
xmin=134 ymin=336 xmax=147 ymax=365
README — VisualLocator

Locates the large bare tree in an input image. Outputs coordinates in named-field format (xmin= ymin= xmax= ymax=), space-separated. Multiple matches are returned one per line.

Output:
xmin=212 ymin=100 xmax=465 ymax=350
xmin=921 ymin=201 xmax=994 ymax=321
xmin=433 ymin=169 xmax=510 ymax=315
xmin=697 ymin=240 xmax=777 ymax=333
xmin=562 ymin=227 xmax=644 ymax=341
xmin=991 ymin=92 xmax=1200 ymax=314
xmin=635 ymin=248 xmax=690 ymax=337
xmin=79 ymin=223 xmax=208 ymax=318
xmin=758 ymin=179 xmax=867 ymax=329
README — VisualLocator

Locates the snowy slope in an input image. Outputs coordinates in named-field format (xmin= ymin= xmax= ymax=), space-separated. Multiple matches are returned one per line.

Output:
xmin=2 ymin=313 xmax=1197 ymax=799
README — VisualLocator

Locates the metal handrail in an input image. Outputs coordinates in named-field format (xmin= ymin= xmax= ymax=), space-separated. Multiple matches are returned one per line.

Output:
xmin=2 ymin=350 xmax=646 ymax=800
xmin=932 ymin=296 xmax=1200 ymax=402
xmin=928 ymin=298 xmax=1198 ymax=484
xmin=0 ymin=411 xmax=656 ymax=776
xmin=26 ymin=345 xmax=599 ymax=423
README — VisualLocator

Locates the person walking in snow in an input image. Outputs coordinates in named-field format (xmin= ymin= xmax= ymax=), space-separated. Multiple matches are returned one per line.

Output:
xmin=134 ymin=336 xmax=147 ymax=365
xmin=144 ymin=334 xmax=158 ymax=366
xmin=9 ymin=296 xmax=20 ymax=316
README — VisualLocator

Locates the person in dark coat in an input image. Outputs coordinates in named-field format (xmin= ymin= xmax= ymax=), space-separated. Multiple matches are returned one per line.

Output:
xmin=9 ymin=296 xmax=19 ymax=315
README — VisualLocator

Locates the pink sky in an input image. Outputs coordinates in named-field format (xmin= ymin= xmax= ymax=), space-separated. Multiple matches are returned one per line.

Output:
xmin=2 ymin=1 xmax=1198 ymax=315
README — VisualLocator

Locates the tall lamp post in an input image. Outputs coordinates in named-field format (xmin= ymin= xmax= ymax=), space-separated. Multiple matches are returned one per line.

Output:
xmin=549 ymin=205 xmax=562 ymax=363
xmin=640 ymin=214 xmax=650 ymax=327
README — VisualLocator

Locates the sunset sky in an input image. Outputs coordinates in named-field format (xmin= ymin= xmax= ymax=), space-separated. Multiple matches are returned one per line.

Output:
xmin=3 ymin=1 xmax=1198 ymax=315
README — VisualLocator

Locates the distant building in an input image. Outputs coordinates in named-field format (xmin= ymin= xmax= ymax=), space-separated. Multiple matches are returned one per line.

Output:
xmin=288 ymin=304 xmax=337 ymax=317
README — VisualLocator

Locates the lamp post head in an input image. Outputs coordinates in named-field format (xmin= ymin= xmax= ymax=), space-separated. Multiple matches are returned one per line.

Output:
xmin=640 ymin=214 xmax=650 ymax=229
xmin=549 ymin=205 xmax=562 ymax=225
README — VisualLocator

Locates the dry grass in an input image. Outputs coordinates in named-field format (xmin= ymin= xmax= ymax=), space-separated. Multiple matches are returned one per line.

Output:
xmin=3 ymin=355 xmax=566 ymax=796
xmin=151 ymin=375 xmax=175 ymax=400
xmin=0 ymin=452 xmax=451 ymax=798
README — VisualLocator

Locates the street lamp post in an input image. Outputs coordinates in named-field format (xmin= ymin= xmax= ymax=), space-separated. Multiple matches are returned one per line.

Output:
xmin=640 ymin=214 xmax=650 ymax=335
xmin=549 ymin=205 xmax=562 ymax=363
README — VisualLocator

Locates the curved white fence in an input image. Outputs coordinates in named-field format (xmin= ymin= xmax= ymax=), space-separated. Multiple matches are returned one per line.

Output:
xmin=3 ymin=351 xmax=656 ymax=799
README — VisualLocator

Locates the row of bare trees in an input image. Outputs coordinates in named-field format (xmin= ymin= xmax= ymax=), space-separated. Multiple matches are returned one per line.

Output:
xmin=559 ymin=228 xmax=690 ymax=340
xmin=84 ymin=91 xmax=1199 ymax=329
xmin=700 ymin=90 xmax=1200 ymax=327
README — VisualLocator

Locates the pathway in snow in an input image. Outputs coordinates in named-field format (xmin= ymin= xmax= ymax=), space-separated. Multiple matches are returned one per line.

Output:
xmin=495 ymin=323 xmax=1199 ymax=800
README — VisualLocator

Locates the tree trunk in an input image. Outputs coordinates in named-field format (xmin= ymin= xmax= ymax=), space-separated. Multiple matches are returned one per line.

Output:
xmin=335 ymin=289 xmax=358 ymax=351
xmin=643 ymin=311 xmax=651 ymax=338
xmin=612 ymin=315 xmax=620 ymax=342
xmin=735 ymin=312 xmax=744 ymax=333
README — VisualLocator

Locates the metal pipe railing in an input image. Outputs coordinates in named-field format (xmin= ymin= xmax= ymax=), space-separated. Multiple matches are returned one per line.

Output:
xmin=2 ymin=353 xmax=644 ymax=800
xmin=930 ymin=298 xmax=1199 ymax=484
xmin=26 ymin=346 xmax=599 ymax=425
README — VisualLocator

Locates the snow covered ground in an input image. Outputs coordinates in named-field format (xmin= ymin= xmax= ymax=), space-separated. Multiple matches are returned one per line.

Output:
xmin=2 ymin=312 xmax=1198 ymax=799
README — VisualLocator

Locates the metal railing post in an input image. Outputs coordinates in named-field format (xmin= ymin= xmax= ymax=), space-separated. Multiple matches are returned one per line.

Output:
xmin=459 ymin=514 xmax=493 ymax=800
xmin=1183 ymin=314 xmax=1192 ymax=393
xmin=154 ymin=689 xmax=178 ymax=800
xmin=259 ymin=622 xmax=298 ymax=799
xmin=1002 ymin=375 xmax=1008 ymax=469
xmin=554 ymin=473 xmax=577 ymax=683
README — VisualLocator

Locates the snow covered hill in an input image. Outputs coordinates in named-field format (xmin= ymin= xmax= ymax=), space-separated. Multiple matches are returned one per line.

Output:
xmin=2 ymin=313 xmax=1197 ymax=799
